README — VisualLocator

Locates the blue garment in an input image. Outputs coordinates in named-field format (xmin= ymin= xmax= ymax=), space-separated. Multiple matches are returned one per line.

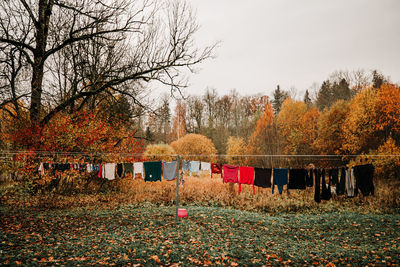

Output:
xmin=272 ymin=168 xmax=289 ymax=194
xmin=182 ymin=160 xmax=190 ymax=172
xmin=190 ymin=161 xmax=200 ymax=177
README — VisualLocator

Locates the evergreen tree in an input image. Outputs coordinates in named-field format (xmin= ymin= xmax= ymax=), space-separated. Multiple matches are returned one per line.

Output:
xmin=303 ymin=90 xmax=312 ymax=106
xmin=316 ymin=80 xmax=333 ymax=110
xmin=272 ymin=85 xmax=288 ymax=115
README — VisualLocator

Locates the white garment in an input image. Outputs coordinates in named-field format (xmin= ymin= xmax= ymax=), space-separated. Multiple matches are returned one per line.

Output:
xmin=201 ymin=162 xmax=211 ymax=171
xmin=102 ymin=163 xmax=116 ymax=180
xmin=133 ymin=162 xmax=144 ymax=179
xmin=87 ymin=164 xmax=92 ymax=173
xmin=346 ymin=168 xmax=355 ymax=197
xmin=38 ymin=163 xmax=45 ymax=175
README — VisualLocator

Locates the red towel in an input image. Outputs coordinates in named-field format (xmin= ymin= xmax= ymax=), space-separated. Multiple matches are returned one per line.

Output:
xmin=223 ymin=165 xmax=239 ymax=183
xmin=211 ymin=163 xmax=223 ymax=178
xmin=239 ymin=166 xmax=255 ymax=194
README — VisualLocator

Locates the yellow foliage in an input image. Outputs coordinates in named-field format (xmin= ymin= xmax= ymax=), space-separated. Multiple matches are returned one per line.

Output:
xmin=374 ymin=137 xmax=400 ymax=180
xmin=341 ymin=87 xmax=379 ymax=154
xmin=277 ymin=98 xmax=320 ymax=154
xmin=143 ymin=144 xmax=176 ymax=161
xmin=314 ymin=100 xmax=350 ymax=155
xmin=226 ymin=136 xmax=247 ymax=165
xmin=170 ymin=134 xmax=217 ymax=162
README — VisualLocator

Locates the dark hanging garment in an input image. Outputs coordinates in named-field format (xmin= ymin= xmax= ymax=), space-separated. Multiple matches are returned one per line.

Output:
xmin=272 ymin=168 xmax=289 ymax=194
xmin=43 ymin=163 xmax=50 ymax=170
xmin=314 ymin=169 xmax=321 ymax=203
xmin=144 ymin=161 xmax=162 ymax=182
xmin=288 ymin=169 xmax=307 ymax=189
xmin=116 ymin=163 xmax=124 ymax=178
xmin=336 ymin=167 xmax=346 ymax=195
xmin=123 ymin=163 xmax=133 ymax=174
xmin=320 ymin=168 xmax=332 ymax=200
xmin=306 ymin=169 xmax=313 ymax=187
xmin=353 ymin=164 xmax=375 ymax=196
xmin=254 ymin=168 xmax=272 ymax=188
xmin=329 ymin=168 xmax=339 ymax=186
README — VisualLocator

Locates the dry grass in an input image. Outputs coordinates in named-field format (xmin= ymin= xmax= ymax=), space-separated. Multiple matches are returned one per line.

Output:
xmin=1 ymin=171 xmax=399 ymax=214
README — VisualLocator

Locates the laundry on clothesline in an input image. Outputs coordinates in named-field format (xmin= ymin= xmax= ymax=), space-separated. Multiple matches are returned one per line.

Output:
xmin=35 ymin=158 xmax=375 ymax=203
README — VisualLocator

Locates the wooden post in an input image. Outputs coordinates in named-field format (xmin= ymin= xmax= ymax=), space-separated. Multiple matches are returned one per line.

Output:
xmin=175 ymin=155 xmax=180 ymax=224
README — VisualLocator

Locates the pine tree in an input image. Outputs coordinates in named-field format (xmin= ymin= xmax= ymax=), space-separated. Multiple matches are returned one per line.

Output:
xmin=272 ymin=85 xmax=288 ymax=115
xmin=303 ymin=90 xmax=312 ymax=106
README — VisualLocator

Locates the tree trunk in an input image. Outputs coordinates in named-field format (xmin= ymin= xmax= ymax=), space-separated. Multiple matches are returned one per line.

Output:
xmin=29 ymin=0 xmax=53 ymax=124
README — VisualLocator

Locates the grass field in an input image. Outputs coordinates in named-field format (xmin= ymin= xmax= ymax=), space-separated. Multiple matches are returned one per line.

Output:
xmin=1 ymin=203 xmax=399 ymax=266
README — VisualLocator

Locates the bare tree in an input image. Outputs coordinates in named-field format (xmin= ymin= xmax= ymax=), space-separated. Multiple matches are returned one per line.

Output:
xmin=0 ymin=0 xmax=215 ymax=125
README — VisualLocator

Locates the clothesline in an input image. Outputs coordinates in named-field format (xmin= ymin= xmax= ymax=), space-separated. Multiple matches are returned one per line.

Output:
xmin=1 ymin=150 xmax=400 ymax=157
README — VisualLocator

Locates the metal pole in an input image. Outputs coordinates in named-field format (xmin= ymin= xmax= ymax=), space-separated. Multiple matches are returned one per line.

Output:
xmin=175 ymin=155 xmax=180 ymax=223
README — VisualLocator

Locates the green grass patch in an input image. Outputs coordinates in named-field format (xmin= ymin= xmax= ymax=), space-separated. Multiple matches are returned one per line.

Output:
xmin=1 ymin=204 xmax=399 ymax=265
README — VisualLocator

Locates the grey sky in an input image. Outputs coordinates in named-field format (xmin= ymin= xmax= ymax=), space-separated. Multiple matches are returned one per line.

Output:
xmin=184 ymin=0 xmax=400 ymax=98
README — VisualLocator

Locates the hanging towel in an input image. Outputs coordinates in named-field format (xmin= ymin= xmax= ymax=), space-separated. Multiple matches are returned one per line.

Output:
xmin=336 ymin=167 xmax=346 ymax=195
xmin=123 ymin=163 xmax=133 ymax=175
xmin=102 ymin=163 xmax=116 ymax=180
xmin=320 ymin=168 xmax=332 ymax=200
xmin=288 ymin=169 xmax=307 ymax=189
xmin=201 ymin=162 xmax=211 ymax=171
xmin=211 ymin=163 xmax=223 ymax=178
xmin=272 ymin=168 xmax=289 ymax=194
xmin=182 ymin=160 xmax=191 ymax=172
xmin=346 ymin=168 xmax=356 ymax=197
xmin=314 ymin=169 xmax=321 ymax=203
xmin=144 ymin=161 xmax=162 ymax=182
xmin=223 ymin=165 xmax=239 ymax=183
xmin=353 ymin=164 xmax=374 ymax=196
xmin=133 ymin=162 xmax=144 ymax=179
xmin=254 ymin=167 xmax=272 ymax=188
xmin=163 ymin=160 xmax=178 ymax=181
xmin=116 ymin=163 xmax=124 ymax=178
xmin=239 ymin=166 xmax=255 ymax=194
xmin=189 ymin=161 xmax=201 ymax=177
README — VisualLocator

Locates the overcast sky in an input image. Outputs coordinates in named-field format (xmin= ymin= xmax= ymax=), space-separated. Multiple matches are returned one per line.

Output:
xmin=182 ymin=0 xmax=400 ymax=99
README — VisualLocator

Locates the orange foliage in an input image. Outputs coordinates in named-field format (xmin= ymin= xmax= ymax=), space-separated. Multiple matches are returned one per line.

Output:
xmin=277 ymin=99 xmax=320 ymax=154
xmin=341 ymin=87 xmax=379 ymax=154
xmin=314 ymin=100 xmax=350 ymax=155
xmin=170 ymin=133 xmax=217 ymax=161
xmin=226 ymin=136 xmax=247 ymax=165
xmin=143 ymin=143 xmax=175 ymax=161
xmin=375 ymin=83 xmax=400 ymax=135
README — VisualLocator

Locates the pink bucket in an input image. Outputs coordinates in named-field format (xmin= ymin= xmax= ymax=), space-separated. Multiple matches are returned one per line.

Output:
xmin=178 ymin=208 xmax=187 ymax=218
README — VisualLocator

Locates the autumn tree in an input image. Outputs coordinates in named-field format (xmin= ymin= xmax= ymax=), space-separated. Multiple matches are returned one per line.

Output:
xmin=313 ymin=100 xmax=350 ymax=155
xmin=0 ymin=0 xmax=215 ymax=126
xmin=277 ymin=98 xmax=320 ymax=155
xmin=226 ymin=136 xmax=247 ymax=165
xmin=341 ymin=87 xmax=378 ymax=154
xmin=246 ymin=103 xmax=277 ymax=166
xmin=170 ymin=133 xmax=217 ymax=161
xmin=169 ymin=100 xmax=187 ymax=142
xmin=143 ymin=143 xmax=175 ymax=161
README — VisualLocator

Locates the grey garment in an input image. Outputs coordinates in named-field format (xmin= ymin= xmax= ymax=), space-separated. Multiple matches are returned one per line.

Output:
xmin=163 ymin=160 xmax=178 ymax=180
xmin=123 ymin=163 xmax=133 ymax=174
xmin=346 ymin=168 xmax=355 ymax=197
xmin=190 ymin=161 xmax=200 ymax=177
xmin=103 ymin=163 xmax=116 ymax=180
xmin=182 ymin=160 xmax=190 ymax=172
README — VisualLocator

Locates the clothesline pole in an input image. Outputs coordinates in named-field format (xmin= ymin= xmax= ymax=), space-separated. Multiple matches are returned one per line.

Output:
xmin=175 ymin=155 xmax=180 ymax=224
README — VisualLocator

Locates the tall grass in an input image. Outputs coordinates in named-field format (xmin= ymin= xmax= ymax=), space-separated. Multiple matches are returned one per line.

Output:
xmin=1 ymin=171 xmax=398 ymax=214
